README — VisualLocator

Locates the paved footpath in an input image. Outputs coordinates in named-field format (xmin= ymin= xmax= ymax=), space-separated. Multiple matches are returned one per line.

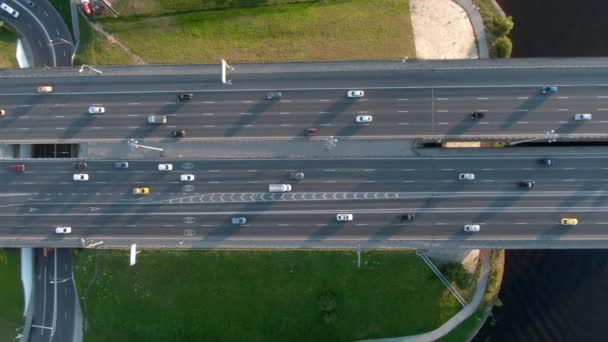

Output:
xmin=361 ymin=250 xmax=491 ymax=342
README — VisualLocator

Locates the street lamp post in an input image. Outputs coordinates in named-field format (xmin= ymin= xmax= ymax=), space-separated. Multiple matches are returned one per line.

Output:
xmin=508 ymin=130 xmax=558 ymax=146
xmin=128 ymin=139 xmax=164 ymax=152
xmin=48 ymin=38 xmax=74 ymax=47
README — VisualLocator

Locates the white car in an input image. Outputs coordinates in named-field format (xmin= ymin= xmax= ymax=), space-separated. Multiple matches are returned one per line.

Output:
xmin=458 ymin=173 xmax=475 ymax=181
xmin=73 ymin=174 xmax=89 ymax=181
xmin=336 ymin=214 xmax=354 ymax=222
xmin=158 ymin=164 xmax=173 ymax=171
xmin=88 ymin=106 xmax=105 ymax=114
xmin=464 ymin=224 xmax=480 ymax=232
xmin=355 ymin=115 xmax=373 ymax=123
xmin=347 ymin=90 xmax=365 ymax=98
xmin=574 ymin=113 xmax=592 ymax=121
xmin=180 ymin=174 xmax=195 ymax=182
xmin=1 ymin=3 xmax=19 ymax=18
xmin=55 ymin=226 xmax=72 ymax=234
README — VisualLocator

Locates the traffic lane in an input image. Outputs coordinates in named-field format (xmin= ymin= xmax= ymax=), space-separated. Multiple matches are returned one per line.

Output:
xmin=29 ymin=248 xmax=55 ymax=342
xmin=2 ymin=211 xmax=603 ymax=240
xmin=6 ymin=191 xmax=608 ymax=217
xmin=7 ymin=63 xmax=608 ymax=93
xmin=51 ymin=249 xmax=75 ymax=342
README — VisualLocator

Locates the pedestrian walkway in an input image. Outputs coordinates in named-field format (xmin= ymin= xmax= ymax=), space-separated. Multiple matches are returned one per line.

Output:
xmin=452 ymin=0 xmax=489 ymax=58
xmin=361 ymin=250 xmax=491 ymax=342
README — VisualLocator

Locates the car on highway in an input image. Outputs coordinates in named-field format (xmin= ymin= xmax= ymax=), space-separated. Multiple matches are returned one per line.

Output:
xmin=171 ymin=130 xmax=186 ymax=138
xmin=355 ymin=115 xmax=373 ymax=123
xmin=269 ymin=184 xmax=292 ymax=192
xmin=347 ymin=90 xmax=365 ymax=98
xmin=158 ymin=163 xmax=173 ymax=171
xmin=0 ymin=109 xmax=5 ymax=116
xmin=458 ymin=173 xmax=475 ymax=181
xmin=471 ymin=112 xmax=485 ymax=119
xmin=401 ymin=214 xmax=415 ymax=222
xmin=9 ymin=164 xmax=27 ymax=172
xmin=561 ymin=217 xmax=578 ymax=226
xmin=1 ymin=3 xmax=19 ymax=18
xmin=133 ymin=187 xmax=150 ymax=195
xmin=54 ymin=226 xmax=72 ymax=234
xmin=231 ymin=217 xmax=247 ymax=225
xmin=179 ymin=93 xmax=193 ymax=101
xmin=336 ymin=214 xmax=354 ymax=222
xmin=541 ymin=86 xmax=558 ymax=94
xmin=464 ymin=224 xmax=480 ymax=232
xmin=266 ymin=91 xmax=282 ymax=100
xmin=37 ymin=85 xmax=53 ymax=93
xmin=73 ymin=174 xmax=89 ymax=181
xmin=88 ymin=106 xmax=105 ymax=114
xmin=289 ymin=172 xmax=304 ymax=181
xmin=9 ymin=164 xmax=26 ymax=172
xmin=73 ymin=161 xmax=88 ymax=170
xmin=519 ymin=180 xmax=535 ymax=189
xmin=304 ymin=128 xmax=319 ymax=137
xmin=539 ymin=158 xmax=552 ymax=166
xmin=114 ymin=162 xmax=129 ymax=169
xmin=148 ymin=115 xmax=167 ymax=124
xmin=180 ymin=174 xmax=195 ymax=182
xmin=574 ymin=113 xmax=592 ymax=121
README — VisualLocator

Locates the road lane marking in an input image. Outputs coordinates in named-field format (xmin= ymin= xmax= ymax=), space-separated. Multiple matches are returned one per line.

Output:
xmin=398 ymin=110 xmax=409 ymax=113
xmin=477 ymin=97 xmax=489 ymax=100
xmin=557 ymin=108 xmax=569 ymax=111
xmin=279 ymin=112 xmax=291 ymax=115
xmin=398 ymin=122 xmax=409 ymax=125
xmin=127 ymin=114 xmax=138 ymax=117
xmin=598 ymin=109 xmax=608 ymax=111
xmin=438 ymin=122 xmax=449 ymax=124
xmin=517 ymin=97 xmax=529 ymax=100
xmin=437 ymin=98 xmax=448 ymax=100
xmin=319 ymin=99 xmax=331 ymax=102
xmin=203 ymin=113 xmax=214 ymax=116
xmin=204 ymin=101 xmax=215 ymax=104
xmin=437 ymin=110 xmax=449 ymax=113
xmin=319 ymin=111 xmax=331 ymax=114
xmin=557 ymin=96 xmax=569 ymax=99
xmin=517 ymin=121 xmax=529 ymax=124
xmin=516 ymin=109 xmax=529 ymax=112
xmin=127 ymin=102 xmax=141 ymax=105
xmin=241 ymin=112 xmax=252 ymax=115
xmin=128 ymin=126 xmax=138 ymax=129
xmin=55 ymin=115 xmax=64 ymax=118
xmin=397 ymin=98 xmax=409 ymax=101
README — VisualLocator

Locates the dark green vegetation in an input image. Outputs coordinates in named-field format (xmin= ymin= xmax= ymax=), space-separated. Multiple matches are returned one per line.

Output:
xmin=0 ymin=249 xmax=23 ymax=341
xmin=473 ymin=0 xmax=514 ymax=57
xmin=74 ymin=250 xmax=462 ymax=342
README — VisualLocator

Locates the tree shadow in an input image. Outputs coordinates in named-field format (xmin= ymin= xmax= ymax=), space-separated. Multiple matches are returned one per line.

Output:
xmin=224 ymin=96 xmax=273 ymax=137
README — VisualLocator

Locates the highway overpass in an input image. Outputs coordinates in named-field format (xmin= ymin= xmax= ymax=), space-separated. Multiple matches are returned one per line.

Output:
xmin=2 ymin=156 xmax=608 ymax=249
xmin=3 ymin=59 xmax=608 ymax=143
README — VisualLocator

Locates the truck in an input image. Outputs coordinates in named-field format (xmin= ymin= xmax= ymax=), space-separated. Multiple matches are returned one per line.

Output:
xmin=268 ymin=184 xmax=292 ymax=192
xmin=148 ymin=115 xmax=167 ymax=124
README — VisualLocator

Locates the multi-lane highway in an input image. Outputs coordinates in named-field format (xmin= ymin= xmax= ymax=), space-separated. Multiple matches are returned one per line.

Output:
xmin=4 ymin=60 xmax=608 ymax=141
xmin=2 ymin=156 xmax=608 ymax=248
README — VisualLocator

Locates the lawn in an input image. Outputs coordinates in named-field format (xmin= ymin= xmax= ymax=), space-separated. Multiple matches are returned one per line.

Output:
xmin=93 ymin=0 xmax=415 ymax=64
xmin=0 ymin=27 xmax=17 ymax=68
xmin=0 ymin=249 xmax=24 ymax=341
xmin=74 ymin=250 xmax=461 ymax=342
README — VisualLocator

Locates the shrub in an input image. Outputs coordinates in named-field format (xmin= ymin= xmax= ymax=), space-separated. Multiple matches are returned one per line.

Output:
xmin=489 ymin=16 xmax=514 ymax=37
xmin=318 ymin=291 xmax=337 ymax=312
xmin=323 ymin=311 xmax=337 ymax=325
xmin=491 ymin=37 xmax=512 ymax=58
xmin=441 ymin=262 xmax=475 ymax=289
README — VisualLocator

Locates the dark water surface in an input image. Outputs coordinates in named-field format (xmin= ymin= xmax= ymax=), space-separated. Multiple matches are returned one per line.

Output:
xmin=474 ymin=250 xmax=608 ymax=342
xmin=496 ymin=0 xmax=608 ymax=57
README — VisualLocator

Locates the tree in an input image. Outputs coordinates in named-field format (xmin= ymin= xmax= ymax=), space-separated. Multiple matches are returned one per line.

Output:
xmin=492 ymin=37 xmax=513 ymax=58
xmin=490 ymin=16 xmax=514 ymax=37
xmin=318 ymin=291 xmax=337 ymax=312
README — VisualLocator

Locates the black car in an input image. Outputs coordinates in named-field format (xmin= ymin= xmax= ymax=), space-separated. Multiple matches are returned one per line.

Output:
xmin=73 ymin=161 xmax=88 ymax=170
xmin=114 ymin=162 xmax=129 ymax=169
xmin=304 ymin=128 xmax=319 ymax=136
xmin=179 ymin=93 xmax=193 ymax=101
xmin=172 ymin=130 xmax=186 ymax=138
xmin=471 ymin=112 xmax=485 ymax=119
xmin=288 ymin=172 xmax=304 ymax=181
xmin=266 ymin=91 xmax=282 ymax=100
xmin=539 ymin=158 xmax=552 ymax=166
xmin=519 ymin=180 xmax=535 ymax=189
xmin=401 ymin=214 xmax=415 ymax=222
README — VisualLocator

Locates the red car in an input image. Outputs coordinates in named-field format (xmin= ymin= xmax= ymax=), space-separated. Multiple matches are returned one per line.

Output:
xmin=10 ymin=164 xmax=26 ymax=172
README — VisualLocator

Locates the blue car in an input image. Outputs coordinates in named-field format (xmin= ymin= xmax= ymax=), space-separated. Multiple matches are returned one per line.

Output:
xmin=541 ymin=86 xmax=558 ymax=94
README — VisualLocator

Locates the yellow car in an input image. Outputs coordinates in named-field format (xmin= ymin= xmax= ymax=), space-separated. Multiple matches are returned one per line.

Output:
xmin=133 ymin=187 xmax=150 ymax=195
xmin=560 ymin=218 xmax=578 ymax=226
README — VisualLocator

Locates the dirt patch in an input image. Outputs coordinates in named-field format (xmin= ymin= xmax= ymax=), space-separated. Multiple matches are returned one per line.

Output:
xmin=410 ymin=0 xmax=478 ymax=59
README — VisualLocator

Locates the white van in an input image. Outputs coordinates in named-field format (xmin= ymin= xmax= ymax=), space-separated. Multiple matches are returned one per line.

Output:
xmin=268 ymin=184 xmax=292 ymax=192
xmin=1 ymin=3 xmax=19 ymax=18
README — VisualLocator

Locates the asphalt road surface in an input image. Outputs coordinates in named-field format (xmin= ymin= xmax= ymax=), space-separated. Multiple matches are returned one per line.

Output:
xmin=29 ymin=248 xmax=75 ymax=342
xmin=3 ymin=62 xmax=608 ymax=141
xmin=1 ymin=157 xmax=607 ymax=247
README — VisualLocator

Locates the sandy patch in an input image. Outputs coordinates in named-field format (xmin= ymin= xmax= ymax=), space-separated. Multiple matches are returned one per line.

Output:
xmin=410 ymin=0 xmax=478 ymax=59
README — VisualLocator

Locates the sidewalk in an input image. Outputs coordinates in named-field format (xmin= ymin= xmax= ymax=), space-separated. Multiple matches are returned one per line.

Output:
xmin=452 ymin=0 xmax=490 ymax=58
xmin=362 ymin=250 xmax=491 ymax=342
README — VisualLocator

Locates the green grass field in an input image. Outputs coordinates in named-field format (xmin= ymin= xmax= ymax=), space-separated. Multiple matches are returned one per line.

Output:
xmin=0 ymin=249 xmax=24 ymax=341
xmin=0 ymin=27 xmax=17 ymax=68
xmin=74 ymin=250 xmax=462 ymax=342
xmin=94 ymin=0 xmax=415 ymax=64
